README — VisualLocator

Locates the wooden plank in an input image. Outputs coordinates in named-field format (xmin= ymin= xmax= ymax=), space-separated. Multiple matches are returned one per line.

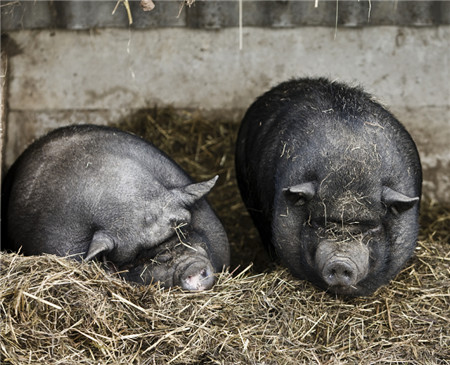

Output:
xmin=1 ymin=49 xmax=7 ymax=179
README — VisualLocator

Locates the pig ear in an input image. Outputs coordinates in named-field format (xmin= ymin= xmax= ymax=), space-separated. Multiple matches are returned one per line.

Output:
xmin=85 ymin=231 xmax=115 ymax=261
xmin=173 ymin=175 xmax=218 ymax=207
xmin=382 ymin=187 xmax=419 ymax=215
xmin=283 ymin=182 xmax=315 ymax=206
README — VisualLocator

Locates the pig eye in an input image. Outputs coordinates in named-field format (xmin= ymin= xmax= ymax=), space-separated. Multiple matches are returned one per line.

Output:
xmin=367 ymin=225 xmax=382 ymax=235
xmin=287 ymin=193 xmax=310 ymax=207
xmin=284 ymin=182 xmax=315 ymax=207
xmin=169 ymin=211 xmax=191 ymax=227
xmin=389 ymin=206 xmax=400 ymax=216
xmin=294 ymin=197 xmax=307 ymax=206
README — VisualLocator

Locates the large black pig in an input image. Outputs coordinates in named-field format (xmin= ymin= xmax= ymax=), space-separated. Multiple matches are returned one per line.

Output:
xmin=2 ymin=125 xmax=229 ymax=291
xmin=235 ymin=77 xmax=422 ymax=296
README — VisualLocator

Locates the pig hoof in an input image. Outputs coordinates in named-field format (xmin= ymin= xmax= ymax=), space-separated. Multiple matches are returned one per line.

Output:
xmin=322 ymin=260 xmax=358 ymax=287
xmin=180 ymin=263 xmax=215 ymax=291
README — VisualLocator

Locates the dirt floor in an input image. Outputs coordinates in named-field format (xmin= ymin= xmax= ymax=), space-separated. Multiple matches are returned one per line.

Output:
xmin=1 ymin=109 xmax=449 ymax=364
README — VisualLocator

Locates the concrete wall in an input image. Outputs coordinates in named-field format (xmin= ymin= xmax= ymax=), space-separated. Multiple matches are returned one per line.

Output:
xmin=2 ymin=25 xmax=449 ymax=203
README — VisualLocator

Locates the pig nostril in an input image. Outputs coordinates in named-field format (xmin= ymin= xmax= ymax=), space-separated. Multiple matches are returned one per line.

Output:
xmin=180 ymin=263 xmax=215 ymax=291
xmin=323 ymin=261 xmax=358 ymax=287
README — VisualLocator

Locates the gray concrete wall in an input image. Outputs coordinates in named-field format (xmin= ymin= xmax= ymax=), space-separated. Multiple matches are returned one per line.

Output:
xmin=2 ymin=26 xmax=450 ymax=203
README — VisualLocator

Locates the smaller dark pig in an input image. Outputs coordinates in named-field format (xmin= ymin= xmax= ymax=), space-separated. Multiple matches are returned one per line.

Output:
xmin=2 ymin=125 xmax=230 ymax=291
xmin=235 ymin=78 xmax=422 ymax=296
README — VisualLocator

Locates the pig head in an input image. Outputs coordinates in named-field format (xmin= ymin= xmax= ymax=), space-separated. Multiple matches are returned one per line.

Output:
xmin=273 ymin=143 xmax=420 ymax=296
xmin=84 ymin=176 xmax=218 ymax=264
xmin=87 ymin=177 xmax=220 ymax=291
xmin=236 ymin=77 xmax=422 ymax=297
xmin=118 ymin=232 xmax=217 ymax=291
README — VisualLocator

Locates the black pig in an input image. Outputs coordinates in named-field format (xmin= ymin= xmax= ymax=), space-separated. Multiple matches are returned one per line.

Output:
xmin=2 ymin=125 xmax=229 ymax=291
xmin=235 ymin=78 xmax=422 ymax=296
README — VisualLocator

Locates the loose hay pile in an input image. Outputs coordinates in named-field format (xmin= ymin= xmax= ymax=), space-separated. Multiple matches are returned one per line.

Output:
xmin=1 ymin=109 xmax=449 ymax=364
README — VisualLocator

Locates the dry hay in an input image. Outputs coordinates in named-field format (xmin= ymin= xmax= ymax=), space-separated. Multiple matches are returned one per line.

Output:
xmin=1 ymin=108 xmax=449 ymax=364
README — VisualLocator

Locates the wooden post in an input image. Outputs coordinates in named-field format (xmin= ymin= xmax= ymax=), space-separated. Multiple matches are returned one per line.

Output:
xmin=1 ymin=49 xmax=7 ymax=179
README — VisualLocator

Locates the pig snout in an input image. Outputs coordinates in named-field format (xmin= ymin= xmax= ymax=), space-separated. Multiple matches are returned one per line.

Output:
xmin=315 ymin=240 xmax=369 ymax=289
xmin=180 ymin=262 xmax=215 ymax=291
xmin=321 ymin=259 xmax=359 ymax=287
xmin=174 ymin=256 xmax=215 ymax=291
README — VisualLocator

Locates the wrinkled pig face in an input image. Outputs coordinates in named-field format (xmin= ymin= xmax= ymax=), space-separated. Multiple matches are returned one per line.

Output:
xmin=118 ymin=242 xmax=216 ymax=291
xmin=276 ymin=181 xmax=418 ymax=296
xmin=301 ymin=218 xmax=385 ymax=296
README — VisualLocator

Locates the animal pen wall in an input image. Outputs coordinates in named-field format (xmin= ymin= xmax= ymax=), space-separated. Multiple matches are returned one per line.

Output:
xmin=1 ymin=0 xmax=449 ymax=205
xmin=0 ymin=1 xmax=449 ymax=364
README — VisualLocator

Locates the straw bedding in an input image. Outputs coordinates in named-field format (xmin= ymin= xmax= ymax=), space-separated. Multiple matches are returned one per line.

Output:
xmin=1 ymin=109 xmax=449 ymax=364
